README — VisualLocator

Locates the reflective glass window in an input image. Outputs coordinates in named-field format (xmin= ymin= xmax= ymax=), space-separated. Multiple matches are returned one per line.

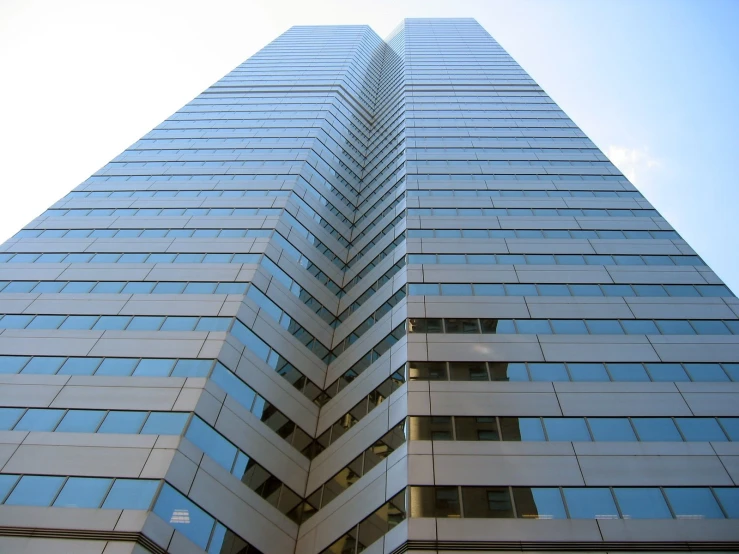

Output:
xmin=543 ymin=418 xmax=591 ymax=441
xmin=102 ymin=479 xmax=159 ymax=510
xmin=563 ymin=488 xmax=618 ymax=519
xmin=614 ymin=488 xmax=671 ymax=519
xmin=96 ymin=358 xmax=138 ymax=376
xmin=513 ymin=487 xmax=567 ymax=519
xmin=674 ymin=418 xmax=728 ymax=442
xmin=59 ymin=357 xmax=102 ymax=375
xmin=5 ymin=475 xmax=65 ymax=506
xmin=98 ymin=411 xmax=147 ymax=434
xmin=632 ymin=418 xmax=682 ymax=441
xmin=153 ymin=485 xmax=215 ymax=549
xmin=133 ymin=358 xmax=175 ymax=377
xmin=14 ymin=409 xmax=64 ymax=431
xmin=587 ymin=418 xmax=637 ymax=441
xmin=714 ymin=488 xmax=739 ymax=518
xmin=21 ymin=356 xmax=65 ymax=375
xmin=664 ymin=488 xmax=724 ymax=519
xmin=607 ymin=363 xmax=649 ymax=382
xmin=53 ymin=477 xmax=112 ymax=508
xmin=684 ymin=363 xmax=729 ymax=382
xmin=56 ymin=410 xmax=106 ymax=433
xmin=567 ymin=363 xmax=609 ymax=382
xmin=499 ymin=417 xmax=545 ymax=441
xmin=0 ymin=356 xmax=30 ymax=374
xmin=529 ymin=363 xmax=568 ymax=381
xmin=646 ymin=363 xmax=689 ymax=382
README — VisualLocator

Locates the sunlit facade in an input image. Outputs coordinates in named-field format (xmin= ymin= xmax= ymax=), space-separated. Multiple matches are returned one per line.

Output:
xmin=0 ymin=18 xmax=737 ymax=554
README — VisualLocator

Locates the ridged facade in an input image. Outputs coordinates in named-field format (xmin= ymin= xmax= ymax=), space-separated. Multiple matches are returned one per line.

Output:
xmin=0 ymin=17 xmax=737 ymax=554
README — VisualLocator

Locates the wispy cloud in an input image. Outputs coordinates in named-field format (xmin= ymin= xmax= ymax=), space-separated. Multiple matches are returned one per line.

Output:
xmin=605 ymin=145 xmax=662 ymax=183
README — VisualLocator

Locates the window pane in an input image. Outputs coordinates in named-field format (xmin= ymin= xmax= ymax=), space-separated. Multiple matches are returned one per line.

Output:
xmin=160 ymin=317 xmax=198 ymax=331
xmin=674 ymin=418 xmax=728 ymax=442
xmin=529 ymin=363 xmax=569 ymax=381
xmin=489 ymin=362 xmax=528 ymax=381
xmin=21 ymin=356 xmax=66 ymax=375
xmin=0 ymin=474 xmax=19 ymax=502
xmin=714 ymin=488 xmax=739 ymax=518
xmin=513 ymin=487 xmax=567 ymax=519
xmin=691 ymin=320 xmax=731 ymax=335
xmin=683 ymin=363 xmax=729 ymax=382
xmin=408 ymin=283 xmax=439 ymax=296
xmin=515 ymin=320 xmax=552 ymax=334
xmin=25 ymin=315 xmax=66 ymax=329
xmin=53 ymin=477 xmax=112 ymax=508
xmin=664 ymin=488 xmax=724 ymax=519
xmin=98 ymin=411 xmax=147 ymax=434
xmin=543 ymin=418 xmax=591 ymax=441
xmin=499 ymin=417 xmax=545 ymax=441
xmin=632 ymin=418 xmax=682 ymax=441
xmin=14 ymin=409 xmax=64 ymax=431
xmin=588 ymin=419 xmax=637 ymax=441
xmin=563 ymin=488 xmax=619 ymax=519
xmin=153 ymin=485 xmax=215 ymax=549
xmin=462 ymin=487 xmax=513 ymax=517
xmin=172 ymin=359 xmax=213 ymax=377
xmin=141 ymin=412 xmax=189 ymax=435
xmin=102 ymin=479 xmax=159 ymax=510
xmin=185 ymin=417 xmax=237 ymax=470
xmin=409 ymin=486 xmax=460 ymax=517
xmin=6 ymin=475 xmax=66 ymax=506
xmin=719 ymin=418 xmax=739 ymax=441
xmin=567 ymin=363 xmax=609 ymax=382
xmin=607 ymin=363 xmax=649 ymax=382
xmin=0 ymin=356 xmax=30 ymax=374
xmin=58 ymin=357 xmax=102 ymax=375
xmin=127 ymin=316 xmax=165 ymax=331
xmin=440 ymin=283 xmax=473 ymax=296
xmin=92 ymin=316 xmax=131 ymax=330
xmin=585 ymin=320 xmax=624 ymax=334
xmin=646 ymin=363 xmax=689 ymax=382
xmin=195 ymin=317 xmax=231 ymax=331
xmin=133 ymin=358 xmax=175 ymax=377
xmin=621 ymin=320 xmax=659 ymax=335
xmin=614 ymin=488 xmax=671 ymax=519
xmin=551 ymin=320 xmax=588 ymax=334
xmin=454 ymin=417 xmax=498 ymax=441
xmin=655 ymin=320 xmax=695 ymax=335
xmin=96 ymin=358 xmax=138 ymax=376
xmin=59 ymin=315 xmax=99 ymax=330
xmin=56 ymin=410 xmax=106 ymax=432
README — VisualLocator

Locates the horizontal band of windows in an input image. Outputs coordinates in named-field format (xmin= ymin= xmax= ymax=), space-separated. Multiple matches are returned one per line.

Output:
xmin=408 ymin=485 xmax=739 ymax=520
xmin=407 ymin=361 xmax=739 ymax=384
xmin=408 ymin=207 xmax=657 ymax=217
xmin=0 ymin=281 xmax=248 ymax=295
xmin=43 ymin=207 xmax=282 ymax=218
xmin=0 ymin=314 xmax=231 ymax=332
xmin=0 ymin=408 xmax=188 ymax=435
xmin=65 ymin=189 xmax=291 ymax=199
xmin=408 ymin=415 xmax=739 ymax=443
xmin=0 ymin=356 xmax=213 ymax=377
xmin=408 ymin=174 xmax=627 ymax=182
xmin=407 ymin=317 xmax=739 ymax=336
xmin=14 ymin=228 xmax=273 ymax=240
xmin=408 ymin=228 xmax=680 ymax=240
xmin=0 ymin=252 xmax=261 ymax=264
xmin=407 ymin=253 xmax=705 ymax=267
xmin=408 ymin=189 xmax=641 ymax=198
xmin=0 ymin=474 xmax=159 ymax=511
xmin=407 ymin=282 xmax=733 ymax=299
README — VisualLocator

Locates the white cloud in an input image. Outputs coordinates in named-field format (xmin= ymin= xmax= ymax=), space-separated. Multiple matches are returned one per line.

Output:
xmin=605 ymin=145 xmax=662 ymax=184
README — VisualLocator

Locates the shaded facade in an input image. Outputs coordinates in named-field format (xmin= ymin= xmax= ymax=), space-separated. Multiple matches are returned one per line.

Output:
xmin=0 ymin=17 xmax=737 ymax=554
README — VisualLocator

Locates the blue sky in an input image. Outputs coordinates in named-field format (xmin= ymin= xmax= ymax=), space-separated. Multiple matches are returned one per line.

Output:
xmin=0 ymin=0 xmax=737 ymax=290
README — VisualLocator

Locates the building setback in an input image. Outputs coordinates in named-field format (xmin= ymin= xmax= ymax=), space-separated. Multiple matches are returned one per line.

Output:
xmin=0 ymin=17 xmax=737 ymax=554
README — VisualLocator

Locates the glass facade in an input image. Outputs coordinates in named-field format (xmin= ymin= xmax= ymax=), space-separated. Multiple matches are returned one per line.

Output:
xmin=0 ymin=17 xmax=736 ymax=554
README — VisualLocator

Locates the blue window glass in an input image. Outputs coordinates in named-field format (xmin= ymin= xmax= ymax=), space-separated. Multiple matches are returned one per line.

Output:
xmin=232 ymin=254 xmax=260 ymax=263
xmin=0 ymin=408 xmax=25 ymax=430
xmin=515 ymin=320 xmax=552 ymax=334
xmin=500 ymin=418 xmax=545 ymax=441
xmin=59 ymin=315 xmax=99 ymax=330
xmin=127 ymin=316 xmax=165 ymax=331
xmin=691 ymin=320 xmax=731 ymax=335
xmin=118 ymin=253 xmax=149 ymax=263
xmin=14 ymin=409 xmax=65 ymax=431
xmin=205 ymin=254 xmax=237 ymax=263
xmin=633 ymin=284 xmax=668 ymax=297
xmin=58 ymin=357 xmax=102 ymax=375
xmin=696 ymin=285 xmax=732 ymax=297
xmin=588 ymin=418 xmax=637 ymax=441
xmin=408 ymin=254 xmax=435 ymax=264
xmin=551 ymin=320 xmax=588 ymax=334
xmin=621 ymin=320 xmax=659 ymax=335
xmin=614 ymin=255 xmax=644 ymax=266
xmin=5 ymin=475 xmax=66 ymax=506
xmin=153 ymin=485 xmax=215 ymax=549
xmin=408 ymin=284 xmax=439 ymax=295
xmin=440 ymin=283 xmax=473 ymax=296
xmin=102 ymin=479 xmax=159 ymax=510
xmin=20 ymin=356 xmax=66 ymax=375
xmin=32 ymin=282 xmax=65 ymax=293
xmin=563 ymin=488 xmax=619 ymax=519
xmin=0 ymin=315 xmax=33 ymax=328
xmin=160 ymin=317 xmax=198 ymax=331
xmin=722 ymin=364 xmax=739 ymax=381
xmin=0 ymin=474 xmax=19 ymax=502
xmin=172 ymin=359 xmax=213 ymax=377
xmin=726 ymin=320 xmax=739 ymax=334
xmin=645 ymin=363 xmax=689 ymax=382
xmin=567 ymin=363 xmax=609 ymax=382
xmin=96 ymin=358 xmax=138 ymax=376
xmin=230 ymin=323 xmax=270 ymax=360
xmin=655 ymin=320 xmax=695 ymax=335
xmin=538 ymin=284 xmax=570 ymax=296
xmin=152 ymin=282 xmax=186 ymax=294
xmin=185 ymin=417 xmax=237 ymax=470
xmin=496 ymin=254 xmax=525 ymax=264
xmin=719 ymin=418 xmax=739 ymax=440
xmin=632 ymin=418 xmax=682 ymax=441
xmin=148 ymin=254 xmax=177 ymax=263
xmin=664 ymin=488 xmax=724 ymax=519
xmin=53 ymin=477 xmax=112 ymax=508
xmin=569 ymin=285 xmax=602 ymax=296
xmin=684 ymin=364 xmax=729 ymax=382
xmin=529 ymin=363 xmax=569 ymax=382
xmin=473 ymin=284 xmax=505 ymax=296
xmin=98 ymin=412 xmax=147 ymax=434
xmin=607 ymin=363 xmax=649 ymax=382
xmin=0 ymin=356 xmax=30 ymax=374
xmin=195 ymin=317 xmax=231 ymax=331
xmin=674 ymin=419 xmax=727 ymax=442
xmin=56 ymin=410 xmax=106 ymax=432
xmin=183 ymin=282 xmax=217 ymax=294
xmin=505 ymin=284 xmax=538 ymax=296
xmin=122 ymin=282 xmax=155 ymax=293
xmin=513 ymin=488 xmax=567 ymax=519
xmin=438 ymin=254 xmax=467 ymax=264
xmin=614 ymin=488 xmax=671 ymax=519
xmin=133 ymin=359 xmax=175 ymax=377
xmin=92 ymin=316 xmax=131 ymax=330
xmin=585 ymin=320 xmax=624 ymax=334
xmin=714 ymin=488 xmax=739 ymax=518
xmin=543 ymin=418 xmax=591 ymax=441
xmin=141 ymin=412 xmax=189 ymax=435
xmin=215 ymin=283 xmax=248 ymax=294
xmin=3 ymin=282 xmax=37 ymax=293
xmin=664 ymin=285 xmax=701 ymax=297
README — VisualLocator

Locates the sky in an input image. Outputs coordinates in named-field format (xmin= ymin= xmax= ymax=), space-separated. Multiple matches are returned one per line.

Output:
xmin=1 ymin=0 xmax=738 ymax=290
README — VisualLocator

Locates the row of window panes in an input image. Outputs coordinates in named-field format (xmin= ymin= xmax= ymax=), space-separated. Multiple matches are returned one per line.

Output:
xmin=407 ymin=253 xmax=704 ymax=267
xmin=407 ymin=317 xmax=739 ymax=336
xmin=408 ymin=485 xmax=739 ymax=520
xmin=408 ymin=207 xmax=656 ymax=217
xmin=0 ymin=356 xmax=213 ymax=377
xmin=0 ymin=474 xmax=158 ymax=511
xmin=0 ymin=408 xmax=189 ymax=435
xmin=407 ymin=228 xmax=679 ymax=240
xmin=0 ymin=252 xmax=261 ymax=264
xmin=270 ymin=234 xmax=342 ymax=294
xmin=0 ymin=313 xmax=231 ymax=332
xmin=408 ymin=416 xmax=739 ymax=443
xmin=42 ymin=207 xmax=283 ymax=218
xmin=407 ymin=282 xmax=733 ymax=299
xmin=14 ymin=228 xmax=273 ymax=239
xmin=410 ymin=174 xmax=628 ymax=182
xmin=406 ymin=361 xmax=739 ymax=384
xmin=344 ymin=236 xmax=406 ymax=292
xmin=319 ymin=491 xmax=406 ymax=554
xmin=0 ymin=280 xmax=248 ymax=295
xmin=407 ymin=189 xmax=641 ymax=198
xmin=64 ymin=189 xmax=291 ymax=199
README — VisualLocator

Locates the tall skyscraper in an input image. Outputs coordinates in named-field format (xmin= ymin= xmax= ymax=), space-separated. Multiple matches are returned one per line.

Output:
xmin=0 ymin=16 xmax=736 ymax=554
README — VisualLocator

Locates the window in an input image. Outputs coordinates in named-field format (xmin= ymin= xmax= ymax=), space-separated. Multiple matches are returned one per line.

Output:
xmin=102 ymin=479 xmax=159 ymax=510
xmin=5 ymin=476 xmax=65 ymax=506
xmin=614 ymin=488 xmax=671 ymax=519
xmin=563 ymin=488 xmax=618 ymax=519
xmin=53 ymin=477 xmax=112 ymax=508
xmin=513 ymin=487 xmax=567 ymax=519
xmin=664 ymin=488 xmax=724 ymax=519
